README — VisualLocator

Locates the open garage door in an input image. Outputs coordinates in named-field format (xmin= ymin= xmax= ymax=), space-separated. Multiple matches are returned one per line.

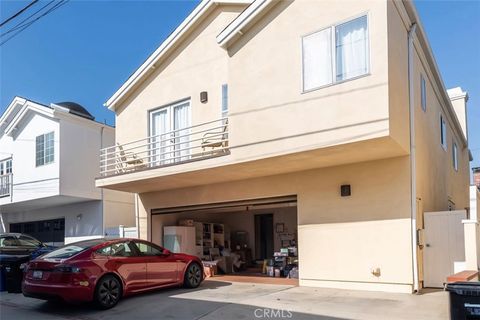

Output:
xmin=151 ymin=196 xmax=298 ymax=282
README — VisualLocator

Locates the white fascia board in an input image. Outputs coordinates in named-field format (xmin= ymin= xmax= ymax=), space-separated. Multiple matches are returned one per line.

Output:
xmin=447 ymin=87 xmax=469 ymax=101
xmin=4 ymin=102 xmax=54 ymax=136
xmin=105 ymin=0 xmax=252 ymax=111
xmin=216 ymin=0 xmax=271 ymax=48
xmin=0 ymin=96 xmax=26 ymax=126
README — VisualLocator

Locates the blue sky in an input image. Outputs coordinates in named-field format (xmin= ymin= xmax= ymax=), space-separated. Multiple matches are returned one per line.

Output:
xmin=1 ymin=0 xmax=479 ymax=169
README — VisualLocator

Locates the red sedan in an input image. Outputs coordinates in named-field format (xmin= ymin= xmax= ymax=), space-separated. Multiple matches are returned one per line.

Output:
xmin=22 ymin=238 xmax=203 ymax=309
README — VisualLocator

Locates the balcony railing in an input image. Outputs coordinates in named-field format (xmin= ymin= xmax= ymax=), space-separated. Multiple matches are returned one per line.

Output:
xmin=0 ymin=173 xmax=12 ymax=197
xmin=100 ymin=118 xmax=229 ymax=177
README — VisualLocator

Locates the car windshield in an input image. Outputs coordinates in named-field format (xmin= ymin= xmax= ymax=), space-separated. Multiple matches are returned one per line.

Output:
xmin=0 ymin=235 xmax=18 ymax=247
xmin=42 ymin=239 xmax=105 ymax=259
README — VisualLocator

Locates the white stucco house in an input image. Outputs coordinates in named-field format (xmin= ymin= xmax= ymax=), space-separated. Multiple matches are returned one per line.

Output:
xmin=0 ymin=96 xmax=135 ymax=245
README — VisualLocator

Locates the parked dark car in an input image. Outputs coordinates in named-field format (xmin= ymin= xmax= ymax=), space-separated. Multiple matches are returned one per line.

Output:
xmin=23 ymin=238 xmax=204 ymax=309
xmin=0 ymin=233 xmax=54 ymax=293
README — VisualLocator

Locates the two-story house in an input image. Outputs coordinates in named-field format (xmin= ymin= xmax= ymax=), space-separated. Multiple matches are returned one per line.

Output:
xmin=95 ymin=0 xmax=471 ymax=293
xmin=0 ymin=96 xmax=135 ymax=245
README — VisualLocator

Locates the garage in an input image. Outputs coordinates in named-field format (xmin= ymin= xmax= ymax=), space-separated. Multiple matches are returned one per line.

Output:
xmin=150 ymin=196 xmax=299 ymax=283
xmin=9 ymin=218 xmax=65 ymax=245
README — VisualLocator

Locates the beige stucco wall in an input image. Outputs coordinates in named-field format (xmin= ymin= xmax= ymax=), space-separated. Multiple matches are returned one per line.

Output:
xmin=114 ymin=6 xmax=245 ymax=144
xmin=138 ymin=156 xmax=413 ymax=292
xmin=108 ymin=0 xmax=408 ymax=187
xmin=387 ymin=0 xmax=470 ymax=286
xmin=102 ymin=189 xmax=135 ymax=229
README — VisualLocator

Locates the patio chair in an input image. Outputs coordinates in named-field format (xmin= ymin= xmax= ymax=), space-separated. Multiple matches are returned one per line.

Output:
xmin=116 ymin=143 xmax=145 ymax=172
xmin=201 ymin=119 xmax=228 ymax=151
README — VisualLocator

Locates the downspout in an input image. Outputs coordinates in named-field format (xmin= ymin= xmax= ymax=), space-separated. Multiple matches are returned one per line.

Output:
xmin=408 ymin=23 xmax=419 ymax=293
xmin=135 ymin=193 xmax=140 ymax=238
xmin=100 ymin=126 xmax=105 ymax=237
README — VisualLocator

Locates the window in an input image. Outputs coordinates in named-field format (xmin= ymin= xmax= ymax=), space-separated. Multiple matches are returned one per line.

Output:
xmin=17 ymin=235 xmax=42 ymax=248
xmin=36 ymin=132 xmax=54 ymax=166
xmin=134 ymin=241 xmax=163 ymax=256
xmin=452 ymin=142 xmax=458 ymax=171
xmin=421 ymin=75 xmax=427 ymax=112
xmin=0 ymin=159 xmax=12 ymax=175
xmin=302 ymin=15 xmax=368 ymax=91
xmin=97 ymin=242 xmax=134 ymax=257
xmin=440 ymin=115 xmax=447 ymax=150
xmin=221 ymin=84 xmax=228 ymax=117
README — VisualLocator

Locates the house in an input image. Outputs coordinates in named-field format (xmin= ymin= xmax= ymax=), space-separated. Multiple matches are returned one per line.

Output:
xmin=95 ymin=0 xmax=471 ymax=293
xmin=0 ymin=97 xmax=135 ymax=245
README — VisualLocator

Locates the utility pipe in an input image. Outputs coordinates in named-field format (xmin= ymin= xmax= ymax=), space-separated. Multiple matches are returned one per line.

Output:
xmin=408 ymin=22 xmax=419 ymax=293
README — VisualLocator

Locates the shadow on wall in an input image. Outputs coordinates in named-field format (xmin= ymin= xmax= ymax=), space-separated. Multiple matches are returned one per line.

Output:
xmin=227 ymin=0 xmax=295 ymax=57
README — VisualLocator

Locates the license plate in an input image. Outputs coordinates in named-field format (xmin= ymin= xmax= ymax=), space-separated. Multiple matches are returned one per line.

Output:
xmin=32 ymin=270 xmax=43 ymax=279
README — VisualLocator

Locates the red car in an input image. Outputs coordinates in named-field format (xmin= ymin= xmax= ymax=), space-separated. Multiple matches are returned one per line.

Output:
xmin=22 ymin=238 xmax=203 ymax=309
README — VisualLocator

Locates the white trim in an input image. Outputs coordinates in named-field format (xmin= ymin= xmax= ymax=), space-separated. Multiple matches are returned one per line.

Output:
xmin=216 ymin=0 xmax=271 ymax=47
xmin=4 ymin=102 xmax=54 ymax=136
xmin=0 ymin=96 xmax=27 ymax=126
xmin=105 ymin=0 xmax=252 ymax=111
xmin=301 ymin=12 xmax=370 ymax=94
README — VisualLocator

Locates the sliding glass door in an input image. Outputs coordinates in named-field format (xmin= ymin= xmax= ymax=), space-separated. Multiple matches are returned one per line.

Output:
xmin=150 ymin=100 xmax=191 ymax=166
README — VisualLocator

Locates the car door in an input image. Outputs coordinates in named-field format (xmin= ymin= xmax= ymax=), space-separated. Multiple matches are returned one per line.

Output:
xmin=132 ymin=241 xmax=178 ymax=287
xmin=97 ymin=241 xmax=147 ymax=292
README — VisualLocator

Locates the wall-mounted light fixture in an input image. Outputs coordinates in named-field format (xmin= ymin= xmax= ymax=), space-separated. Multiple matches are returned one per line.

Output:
xmin=200 ymin=91 xmax=208 ymax=103
xmin=340 ymin=185 xmax=351 ymax=197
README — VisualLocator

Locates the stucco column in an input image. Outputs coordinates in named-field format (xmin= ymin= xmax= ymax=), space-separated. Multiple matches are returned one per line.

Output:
xmin=463 ymin=219 xmax=480 ymax=270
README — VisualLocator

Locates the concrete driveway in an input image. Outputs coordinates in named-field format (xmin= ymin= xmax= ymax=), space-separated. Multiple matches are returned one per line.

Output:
xmin=0 ymin=279 xmax=448 ymax=320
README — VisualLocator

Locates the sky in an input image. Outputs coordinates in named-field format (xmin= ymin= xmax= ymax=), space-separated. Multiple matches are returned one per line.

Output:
xmin=0 ymin=0 xmax=479 ymax=169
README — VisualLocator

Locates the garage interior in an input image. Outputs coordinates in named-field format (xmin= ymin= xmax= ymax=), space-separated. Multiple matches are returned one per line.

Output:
xmin=151 ymin=196 xmax=298 ymax=283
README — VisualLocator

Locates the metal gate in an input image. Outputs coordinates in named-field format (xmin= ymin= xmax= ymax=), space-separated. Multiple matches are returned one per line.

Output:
xmin=423 ymin=210 xmax=466 ymax=287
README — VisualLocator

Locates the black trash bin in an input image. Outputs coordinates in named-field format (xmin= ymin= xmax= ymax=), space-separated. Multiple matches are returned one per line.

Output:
xmin=446 ymin=282 xmax=480 ymax=319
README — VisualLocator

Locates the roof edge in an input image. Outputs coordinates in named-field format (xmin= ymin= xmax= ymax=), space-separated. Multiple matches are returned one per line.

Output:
xmin=105 ymin=0 xmax=252 ymax=111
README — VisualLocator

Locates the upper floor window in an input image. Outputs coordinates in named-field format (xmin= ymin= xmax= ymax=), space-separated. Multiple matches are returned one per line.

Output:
xmin=420 ymin=75 xmax=427 ymax=112
xmin=0 ymin=159 xmax=12 ymax=175
xmin=36 ymin=132 xmax=54 ymax=166
xmin=302 ymin=15 xmax=369 ymax=92
xmin=221 ymin=84 xmax=228 ymax=117
xmin=452 ymin=141 xmax=458 ymax=171
xmin=440 ymin=115 xmax=447 ymax=150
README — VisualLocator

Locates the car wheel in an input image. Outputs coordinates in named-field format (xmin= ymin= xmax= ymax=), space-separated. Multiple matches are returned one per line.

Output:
xmin=184 ymin=262 xmax=202 ymax=288
xmin=94 ymin=275 xmax=122 ymax=309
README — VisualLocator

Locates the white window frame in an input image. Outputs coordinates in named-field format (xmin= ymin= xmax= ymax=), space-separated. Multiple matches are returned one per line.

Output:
xmin=452 ymin=141 xmax=458 ymax=171
xmin=301 ymin=13 xmax=370 ymax=93
xmin=420 ymin=74 xmax=427 ymax=112
xmin=36 ymin=132 xmax=55 ymax=167
xmin=440 ymin=115 xmax=447 ymax=151
xmin=221 ymin=84 xmax=228 ymax=117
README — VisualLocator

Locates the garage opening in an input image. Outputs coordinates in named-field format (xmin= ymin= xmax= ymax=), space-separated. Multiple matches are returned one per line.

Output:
xmin=151 ymin=196 xmax=298 ymax=284
xmin=9 ymin=218 xmax=65 ymax=246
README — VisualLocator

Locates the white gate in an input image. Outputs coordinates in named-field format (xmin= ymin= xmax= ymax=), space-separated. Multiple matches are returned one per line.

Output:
xmin=423 ymin=210 xmax=466 ymax=287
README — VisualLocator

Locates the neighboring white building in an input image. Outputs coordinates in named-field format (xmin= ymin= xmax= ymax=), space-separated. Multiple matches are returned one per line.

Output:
xmin=0 ymin=96 xmax=135 ymax=245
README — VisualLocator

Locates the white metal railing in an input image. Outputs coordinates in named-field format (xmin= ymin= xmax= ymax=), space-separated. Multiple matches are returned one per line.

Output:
xmin=0 ymin=173 xmax=12 ymax=197
xmin=100 ymin=118 xmax=229 ymax=177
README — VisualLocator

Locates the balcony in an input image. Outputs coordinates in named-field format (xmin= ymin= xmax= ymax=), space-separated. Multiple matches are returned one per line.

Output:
xmin=0 ymin=173 xmax=12 ymax=198
xmin=100 ymin=118 xmax=229 ymax=177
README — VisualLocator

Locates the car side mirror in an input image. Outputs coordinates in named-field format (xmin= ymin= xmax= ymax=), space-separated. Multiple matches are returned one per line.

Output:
xmin=162 ymin=249 xmax=171 ymax=256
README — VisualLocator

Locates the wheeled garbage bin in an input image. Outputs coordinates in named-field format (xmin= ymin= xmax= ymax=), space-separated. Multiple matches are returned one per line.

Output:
xmin=446 ymin=282 xmax=480 ymax=319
